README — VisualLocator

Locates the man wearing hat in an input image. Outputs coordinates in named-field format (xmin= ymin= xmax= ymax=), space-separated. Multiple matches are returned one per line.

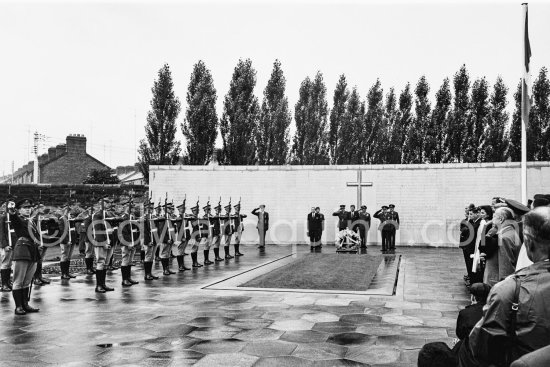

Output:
xmin=211 ymin=202 xmax=224 ymax=262
xmin=9 ymin=198 xmax=41 ymax=315
xmin=252 ymin=205 xmax=268 ymax=248
xmin=373 ymin=205 xmax=390 ymax=253
xmin=188 ymin=203 xmax=204 ymax=267
xmin=358 ymin=205 xmax=371 ymax=249
xmin=222 ymin=202 xmax=234 ymax=259
xmin=58 ymin=200 xmax=81 ymax=280
xmin=91 ymin=197 xmax=115 ymax=293
xmin=175 ymin=202 xmax=191 ymax=271
xmin=119 ymin=204 xmax=141 ymax=286
xmin=158 ymin=202 xmax=178 ymax=275
xmin=32 ymin=202 xmax=53 ymax=286
xmin=233 ymin=203 xmax=247 ymax=256
xmin=201 ymin=203 xmax=215 ymax=265
xmin=333 ymin=205 xmax=348 ymax=231
xmin=0 ymin=200 xmax=17 ymax=291
xmin=386 ymin=204 xmax=400 ymax=253
xmin=142 ymin=201 xmax=160 ymax=280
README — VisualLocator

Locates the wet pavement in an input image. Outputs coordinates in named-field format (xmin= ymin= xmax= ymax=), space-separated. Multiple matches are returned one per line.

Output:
xmin=0 ymin=245 xmax=469 ymax=366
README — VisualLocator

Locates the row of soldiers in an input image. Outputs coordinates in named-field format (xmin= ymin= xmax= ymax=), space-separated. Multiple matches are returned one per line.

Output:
xmin=0 ymin=195 xmax=248 ymax=314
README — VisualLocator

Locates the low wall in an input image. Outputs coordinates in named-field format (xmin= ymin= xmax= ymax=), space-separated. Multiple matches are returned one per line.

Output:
xmin=150 ymin=162 xmax=550 ymax=247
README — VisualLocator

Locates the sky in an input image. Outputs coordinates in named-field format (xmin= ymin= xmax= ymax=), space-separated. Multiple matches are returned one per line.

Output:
xmin=1 ymin=0 xmax=549 ymax=176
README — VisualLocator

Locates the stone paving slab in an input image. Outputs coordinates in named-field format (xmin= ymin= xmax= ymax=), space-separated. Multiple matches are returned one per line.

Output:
xmin=0 ymin=245 xmax=469 ymax=366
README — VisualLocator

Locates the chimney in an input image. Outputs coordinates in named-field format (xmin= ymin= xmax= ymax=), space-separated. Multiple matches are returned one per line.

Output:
xmin=56 ymin=144 xmax=66 ymax=157
xmin=66 ymin=134 xmax=87 ymax=155
xmin=38 ymin=153 xmax=48 ymax=165
xmin=48 ymin=147 xmax=57 ymax=160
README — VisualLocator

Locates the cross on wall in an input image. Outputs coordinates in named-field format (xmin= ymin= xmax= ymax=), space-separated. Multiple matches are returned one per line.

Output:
xmin=346 ymin=170 xmax=373 ymax=209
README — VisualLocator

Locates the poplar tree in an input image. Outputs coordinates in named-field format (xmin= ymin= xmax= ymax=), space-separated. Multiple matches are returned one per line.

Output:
xmin=363 ymin=80 xmax=384 ymax=164
xmin=220 ymin=59 xmax=260 ymax=165
xmin=291 ymin=72 xmax=330 ymax=164
xmin=336 ymin=87 xmax=363 ymax=164
xmin=256 ymin=60 xmax=292 ymax=165
xmin=425 ymin=78 xmax=451 ymax=163
xmin=181 ymin=60 xmax=218 ymax=165
xmin=138 ymin=64 xmax=181 ymax=183
xmin=483 ymin=77 xmax=509 ymax=162
xmin=403 ymin=76 xmax=430 ymax=163
xmin=445 ymin=65 xmax=470 ymax=162
xmin=380 ymin=88 xmax=398 ymax=164
xmin=507 ymin=81 xmax=522 ymax=161
xmin=531 ymin=67 xmax=550 ymax=160
xmin=387 ymin=83 xmax=412 ymax=164
xmin=463 ymin=77 xmax=490 ymax=162
xmin=329 ymin=75 xmax=349 ymax=164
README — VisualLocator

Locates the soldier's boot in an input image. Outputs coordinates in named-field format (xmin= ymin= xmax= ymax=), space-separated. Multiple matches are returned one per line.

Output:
xmin=224 ymin=246 xmax=234 ymax=259
xmin=213 ymin=248 xmax=223 ymax=262
xmin=147 ymin=262 xmax=159 ymax=280
xmin=1 ymin=269 xmax=12 ymax=292
xmin=234 ymin=244 xmax=243 ymax=257
xmin=203 ymin=250 xmax=213 ymax=265
xmin=13 ymin=289 xmax=26 ymax=315
xmin=128 ymin=266 xmax=139 ymax=284
xmin=155 ymin=247 xmax=160 ymax=262
xmin=144 ymin=262 xmax=154 ymax=280
xmin=191 ymin=253 xmax=203 ymax=268
xmin=140 ymin=250 xmax=145 ymax=263
xmin=161 ymin=258 xmax=174 ymax=275
xmin=85 ymin=258 xmax=96 ymax=275
xmin=95 ymin=270 xmax=106 ymax=293
xmin=35 ymin=263 xmax=50 ymax=285
xmin=22 ymin=287 xmax=39 ymax=313
xmin=102 ymin=270 xmax=114 ymax=292
xmin=177 ymin=255 xmax=190 ymax=271
xmin=67 ymin=261 xmax=76 ymax=278
xmin=121 ymin=266 xmax=133 ymax=287
xmin=60 ymin=261 xmax=70 ymax=279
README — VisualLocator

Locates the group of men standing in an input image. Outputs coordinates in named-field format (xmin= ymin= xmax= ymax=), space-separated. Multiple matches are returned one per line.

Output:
xmin=0 ymin=195 xmax=263 ymax=315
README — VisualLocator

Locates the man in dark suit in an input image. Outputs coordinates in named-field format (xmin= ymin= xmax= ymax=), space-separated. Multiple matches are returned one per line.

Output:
xmin=348 ymin=205 xmax=360 ymax=232
xmin=332 ymin=205 xmax=348 ymax=231
xmin=455 ymin=283 xmax=490 ymax=348
xmin=307 ymin=207 xmax=324 ymax=249
xmin=358 ymin=205 xmax=371 ymax=248
xmin=252 ymin=205 xmax=269 ymax=248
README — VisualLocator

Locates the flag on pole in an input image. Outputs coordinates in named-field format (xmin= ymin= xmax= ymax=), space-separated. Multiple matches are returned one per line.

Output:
xmin=522 ymin=3 xmax=533 ymax=125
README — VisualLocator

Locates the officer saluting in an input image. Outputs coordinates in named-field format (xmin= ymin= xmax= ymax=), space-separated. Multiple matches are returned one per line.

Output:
xmin=9 ymin=198 xmax=41 ymax=315
xmin=358 ymin=205 xmax=371 ymax=249
xmin=333 ymin=205 xmax=348 ymax=231
xmin=373 ymin=205 xmax=390 ymax=253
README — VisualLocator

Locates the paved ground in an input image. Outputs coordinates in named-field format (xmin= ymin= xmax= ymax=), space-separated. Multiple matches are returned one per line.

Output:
xmin=0 ymin=245 xmax=469 ymax=366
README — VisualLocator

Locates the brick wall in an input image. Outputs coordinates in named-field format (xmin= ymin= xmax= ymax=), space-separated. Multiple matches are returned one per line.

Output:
xmin=40 ymin=154 xmax=109 ymax=184
xmin=150 ymin=162 xmax=550 ymax=247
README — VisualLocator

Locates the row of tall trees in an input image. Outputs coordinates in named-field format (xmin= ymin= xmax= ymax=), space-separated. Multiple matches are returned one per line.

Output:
xmin=138 ymin=61 xmax=550 ymax=182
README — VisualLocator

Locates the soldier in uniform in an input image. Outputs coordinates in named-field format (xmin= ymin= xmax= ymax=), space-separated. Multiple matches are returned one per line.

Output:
xmin=333 ymin=205 xmax=348 ymax=231
xmin=211 ymin=202 xmax=224 ymax=261
xmin=142 ymin=201 xmax=160 ymax=280
xmin=92 ymin=197 xmax=115 ymax=293
xmin=358 ymin=205 xmax=371 ymax=248
xmin=222 ymin=203 xmax=234 ymax=259
xmin=33 ymin=203 xmax=53 ymax=286
xmin=0 ymin=200 xmax=17 ymax=291
xmin=386 ymin=204 xmax=400 ymax=253
xmin=202 ymin=204 xmax=214 ymax=265
xmin=175 ymin=202 xmax=191 ymax=272
xmin=251 ymin=205 xmax=268 ymax=248
xmin=79 ymin=204 xmax=95 ymax=275
xmin=58 ymin=200 xmax=81 ymax=280
xmin=119 ymin=203 xmax=140 ymax=286
xmin=233 ymin=203 xmax=246 ymax=256
xmin=10 ymin=198 xmax=41 ymax=315
xmin=187 ymin=203 xmax=203 ymax=268
xmin=158 ymin=202 xmax=177 ymax=275
xmin=373 ymin=205 xmax=389 ymax=253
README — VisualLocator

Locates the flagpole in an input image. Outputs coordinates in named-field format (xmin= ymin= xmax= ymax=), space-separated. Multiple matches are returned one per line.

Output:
xmin=521 ymin=3 xmax=529 ymax=205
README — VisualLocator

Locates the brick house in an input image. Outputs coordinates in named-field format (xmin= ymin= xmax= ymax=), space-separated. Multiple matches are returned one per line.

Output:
xmin=11 ymin=134 xmax=110 ymax=184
